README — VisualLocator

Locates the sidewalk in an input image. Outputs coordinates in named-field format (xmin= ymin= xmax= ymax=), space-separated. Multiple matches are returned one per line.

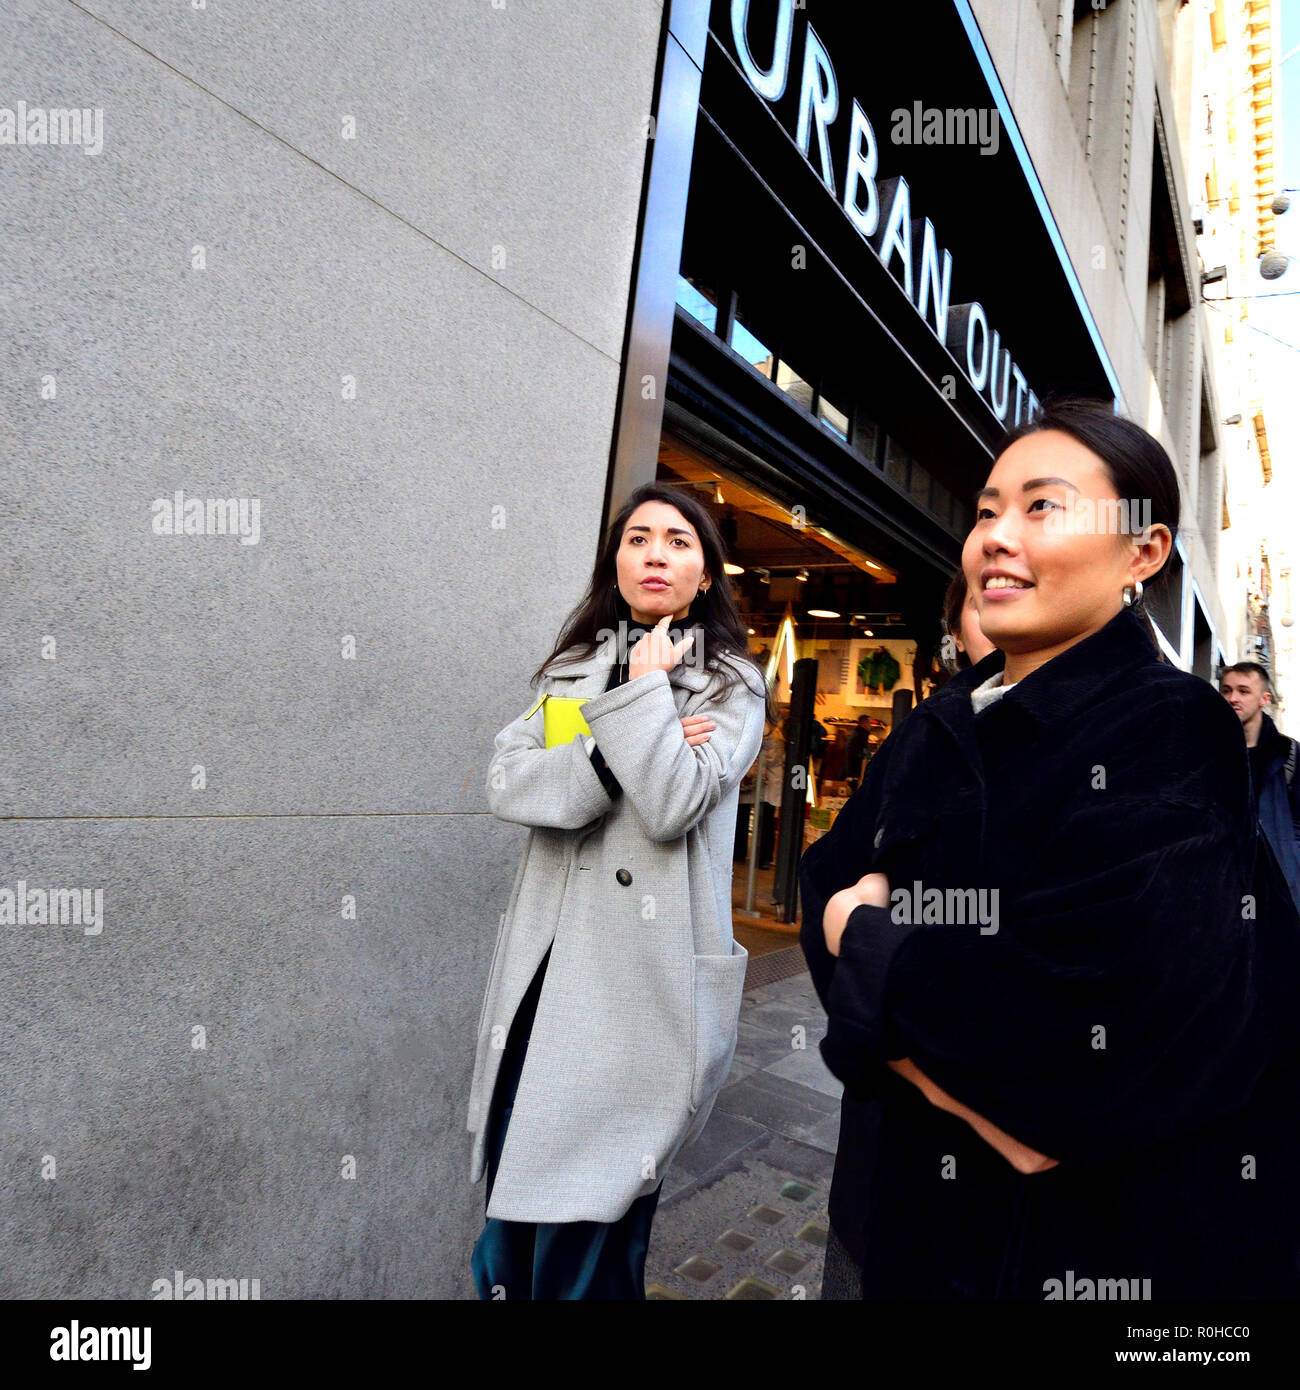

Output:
xmin=645 ymin=947 xmax=841 ymax=1299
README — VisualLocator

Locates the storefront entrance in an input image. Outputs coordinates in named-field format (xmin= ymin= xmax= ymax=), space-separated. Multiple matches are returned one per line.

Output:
xmin=621 ymin=0 xmax=1123 ymax=958
xmin=657 ymin=429 xmax=949 ymax=956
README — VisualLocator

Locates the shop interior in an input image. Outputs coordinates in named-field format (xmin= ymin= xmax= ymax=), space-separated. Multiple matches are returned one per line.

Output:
xmin=657 ymin=432 xmax=943 ymax=956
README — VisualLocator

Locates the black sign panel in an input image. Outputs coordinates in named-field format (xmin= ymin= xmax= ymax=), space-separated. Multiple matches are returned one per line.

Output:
xmin=700 ymin=0 xmax=1117 ymax=435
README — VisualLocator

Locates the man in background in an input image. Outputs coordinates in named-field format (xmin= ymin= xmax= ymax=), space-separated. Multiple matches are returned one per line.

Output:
xmin=1220 ymin=661 xmax=1300 ymax=911
xmin=843 ymin=714 xmax=872 ymax=787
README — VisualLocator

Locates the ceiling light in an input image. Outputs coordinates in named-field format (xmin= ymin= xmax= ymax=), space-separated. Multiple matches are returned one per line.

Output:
xmin=807 ymin=608 xmax=840 ymax=619
xmin=723 ymin=562 xmax=744 ymax=575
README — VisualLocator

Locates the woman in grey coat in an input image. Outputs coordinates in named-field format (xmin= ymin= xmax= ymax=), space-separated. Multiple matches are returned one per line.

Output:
xmin=469 ymin=482 xmax=772 ymax=1300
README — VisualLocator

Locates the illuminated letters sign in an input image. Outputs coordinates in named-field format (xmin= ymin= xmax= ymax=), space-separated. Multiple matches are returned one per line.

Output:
xmin=728 ymin=0 xmax=1040 ymax=425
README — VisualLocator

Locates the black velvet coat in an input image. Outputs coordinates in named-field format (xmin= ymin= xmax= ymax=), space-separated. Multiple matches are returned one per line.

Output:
xmin=799 ymin=605 xmax=1300 ymax=1298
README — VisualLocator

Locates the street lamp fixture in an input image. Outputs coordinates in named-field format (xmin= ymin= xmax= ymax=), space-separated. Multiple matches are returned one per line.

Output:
xmin=1259 ymin=251 xmax=1298 ymax=281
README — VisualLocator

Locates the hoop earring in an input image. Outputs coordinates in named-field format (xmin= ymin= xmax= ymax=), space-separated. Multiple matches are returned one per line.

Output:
xmin=1123 ymin=579 xmax=1144 ymax=607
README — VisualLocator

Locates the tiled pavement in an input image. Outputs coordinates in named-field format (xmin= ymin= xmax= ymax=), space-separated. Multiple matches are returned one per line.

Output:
xmin=645 ymin=965 xmax=842 ymax=1300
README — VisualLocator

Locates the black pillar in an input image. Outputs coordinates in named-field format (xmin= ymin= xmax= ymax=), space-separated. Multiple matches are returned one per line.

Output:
xmin=773 ymin=656 xmax=818 ymax=922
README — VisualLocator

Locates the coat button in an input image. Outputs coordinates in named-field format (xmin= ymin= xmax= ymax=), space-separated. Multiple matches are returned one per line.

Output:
xmin=874 ymin=826 xmax=885 ymax=848
xmin=615 ymin=868 xmax=632 ymax=886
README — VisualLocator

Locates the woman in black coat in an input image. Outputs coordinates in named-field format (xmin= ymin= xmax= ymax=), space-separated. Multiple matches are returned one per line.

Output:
xmin=799 ymin=398 xmax=1300 ymax=1299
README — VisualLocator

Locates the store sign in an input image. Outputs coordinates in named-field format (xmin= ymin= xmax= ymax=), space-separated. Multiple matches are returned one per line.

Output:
xmin=728 ymin=0 xmax=1040 ymax=426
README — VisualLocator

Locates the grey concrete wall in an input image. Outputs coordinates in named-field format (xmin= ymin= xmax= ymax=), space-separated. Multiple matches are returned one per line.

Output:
xmin=0 ymin=0 xmax=663 ymax=1297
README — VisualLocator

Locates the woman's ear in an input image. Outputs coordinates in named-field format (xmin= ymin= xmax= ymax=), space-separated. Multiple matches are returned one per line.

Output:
xmin=1131 ymin=522 xmax=1173 ymax=587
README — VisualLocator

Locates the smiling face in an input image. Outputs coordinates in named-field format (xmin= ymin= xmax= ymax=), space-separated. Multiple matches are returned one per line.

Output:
xmin=960 ymin=430 xmax=1171 ymax=683
xmin=615 ymin=500 xmax=710 ymax=625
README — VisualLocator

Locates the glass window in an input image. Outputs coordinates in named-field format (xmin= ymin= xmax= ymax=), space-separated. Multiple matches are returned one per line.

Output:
xmin=676 ymin=273 xmax=718 ymax=332
xmin=775 ymin=360 xmax=814 ymax=412
xmin=730 ymin=300 xmax=774 ymax=378
xmin=816 ymin=395 xmax=849 ymax=441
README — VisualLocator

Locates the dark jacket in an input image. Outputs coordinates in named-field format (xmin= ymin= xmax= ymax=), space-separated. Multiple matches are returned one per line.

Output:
xmin=1252 ymin=711 xmax=1300 ymax=913
xmin=844 ymin=725 xmax=871 ymax=781
xmin=798 ymin=606 xmax=1300 ymax=1298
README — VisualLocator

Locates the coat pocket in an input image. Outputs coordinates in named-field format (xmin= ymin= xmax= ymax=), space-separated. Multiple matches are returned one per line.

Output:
xmin=688 ymin=944 xmax=750 ymax=1112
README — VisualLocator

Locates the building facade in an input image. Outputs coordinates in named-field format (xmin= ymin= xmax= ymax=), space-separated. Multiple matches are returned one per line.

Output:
xmin=1178 ymin=0 xmax=1291 ymax=716
xmin=1 ymin=0 xmax=1281 ymax=1298
xmin=0 ymin=0 xmax=664 ymax=1299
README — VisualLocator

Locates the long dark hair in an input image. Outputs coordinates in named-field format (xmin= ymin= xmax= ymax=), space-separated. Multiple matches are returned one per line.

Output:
xmin=941 ymin=568 xmax=974 ymax=674
xmin=990 ymin=395 xmax=1181 ymax=657
xmin=530 ymin=482 xmax=777 ymax=723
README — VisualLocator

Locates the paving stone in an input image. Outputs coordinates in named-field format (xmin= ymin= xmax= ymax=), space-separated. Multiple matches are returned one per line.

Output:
xmin=726 ymin=1277 xmax=783 ymax=1299
xmin=764 ymin=1043 xmax=844 ymax=1099
xmin=657 ymin=1166 xmax=699 ymax=1202
xmin=749 ymin=1204 xmax=786 ymax=1225
xmin=644 ymin=969 xmax=837 ymax=1299
xmin=745 ymin=998 xmax=828 ymax=1039
xmin=675 ymin=1255 xmax=722 ymax=1282
xmin=759 ymin=1134 xmax=838 ymax=1185
xmin=646 ymin=1149 xmax=829 ymax=1299
xmin=732 ymin=1017 xmax=800 ymax=1071
xmin=723 ymin=1056 xmax=758 ymax=1088
xmin=670 ymin=1108 xmax=766 ymax=1180
xmin=764 ymin=1248 xmax=811 ymax=1275
xmin=713 ymin=1071 xmax=839 ymax=1146
xmin=803 ymin=1112 xmax=844 ymax=1155
xmin=766 ymin=976 xmax=823 ymax=1003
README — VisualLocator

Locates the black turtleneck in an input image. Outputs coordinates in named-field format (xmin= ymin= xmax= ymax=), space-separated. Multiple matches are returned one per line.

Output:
xmin=604 ymin=613 xmax=653 ymax=692
xmin=588 ymin=600 xmax=701 ymax=795
xmin=602 ymin=598 xmax=703 ymax=689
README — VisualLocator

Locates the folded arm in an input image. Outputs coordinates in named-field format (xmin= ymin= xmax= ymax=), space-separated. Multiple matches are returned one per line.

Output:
xmin=821 ymin=688 xmax=1270 ymax=1166
xmin=485 ymin=696 xmax=616 ymax=830
xmin=886 ymin=1056 xmax=1059 ymax=1173
xmin=578 ymin=662 xmax=766 ymax=843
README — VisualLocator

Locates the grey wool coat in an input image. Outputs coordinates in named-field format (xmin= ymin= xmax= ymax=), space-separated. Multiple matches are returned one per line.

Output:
xmin=468 ymin=639 xmax=767 ymax=1222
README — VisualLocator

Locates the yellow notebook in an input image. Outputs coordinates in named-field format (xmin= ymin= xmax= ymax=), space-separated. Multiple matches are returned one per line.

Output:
xmin=524 ymin=693 xmax=592 ymax=747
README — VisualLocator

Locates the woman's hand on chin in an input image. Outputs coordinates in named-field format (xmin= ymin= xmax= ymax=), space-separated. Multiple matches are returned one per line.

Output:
xmin=628 ymin=613 xmax=695 ymax=682
xmin=823 ymin=872 xmax=891 ymax=956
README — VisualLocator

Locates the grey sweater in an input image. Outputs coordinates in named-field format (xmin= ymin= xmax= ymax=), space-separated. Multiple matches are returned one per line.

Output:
xmin=970 ymin=669 xmax=1019 ymax=715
